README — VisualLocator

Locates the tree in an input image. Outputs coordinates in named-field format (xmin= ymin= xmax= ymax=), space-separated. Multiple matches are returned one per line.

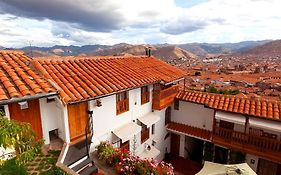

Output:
xmin=0 ymin=113 xmax=42 ymax=165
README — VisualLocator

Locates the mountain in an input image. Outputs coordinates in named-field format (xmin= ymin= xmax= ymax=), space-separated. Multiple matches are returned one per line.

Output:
xmin=178 ymin=40 xmax=271 ymax=57
xmin=241 ymin=40 xmax=281 ymax=57
xmin=20 ymin=45 xmax=109 ymax=57
xmin=91 ymin=43 xmax=198 ymax=65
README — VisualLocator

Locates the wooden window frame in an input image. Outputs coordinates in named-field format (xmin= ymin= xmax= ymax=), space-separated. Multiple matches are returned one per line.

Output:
xmin=116 ymin=91 xmax=129 ymax=115
xmin=141 ymin=124 xmax=150 ymax=144
xmin=141 ymin=86 xmax=150 ymax=105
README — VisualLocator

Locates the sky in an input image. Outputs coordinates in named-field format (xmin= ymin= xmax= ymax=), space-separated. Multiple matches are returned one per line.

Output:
xmin=0 ymin=0 xmax=281 ymax=47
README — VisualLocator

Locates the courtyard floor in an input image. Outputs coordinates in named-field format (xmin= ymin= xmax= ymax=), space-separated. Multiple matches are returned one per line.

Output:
xmin=25 ymin=150 xmax=62 ymax=175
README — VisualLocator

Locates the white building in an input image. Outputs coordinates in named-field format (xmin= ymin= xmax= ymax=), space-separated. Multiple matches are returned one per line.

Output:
xmin=2 ymin=50 xmax=281 ymax=175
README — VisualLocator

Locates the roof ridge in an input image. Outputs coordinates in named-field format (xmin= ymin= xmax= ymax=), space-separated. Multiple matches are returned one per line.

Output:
xmin=0 ymin=50 xmax=25 ymax=54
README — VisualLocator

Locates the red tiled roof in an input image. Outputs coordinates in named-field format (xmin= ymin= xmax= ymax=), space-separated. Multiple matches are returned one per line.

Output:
xmin=166 ymin=122 xmax=211 ymax=140
xmin=0 ymin=50 xmax=56 ymax=102
xmin=32 ymin=56 xmax=186 ymax=104
xmin=176 ymin=90 xmax=281 ymax=121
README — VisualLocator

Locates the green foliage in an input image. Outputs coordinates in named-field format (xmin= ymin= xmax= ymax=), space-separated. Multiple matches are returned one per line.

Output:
xmin=206 ymin=86 xmax=240 ymax=95
xmin=0 ymin=116 xmax=43 ymax=165
xmin=0 ymin=158 xmax=28 ymax=175
xmin=0 ymin=112 xmax=5 ymax=118
xmin=41 ymin=166 xmax=68 ymax=175
xmin=96 ymin=141 xmax=115 ymax=161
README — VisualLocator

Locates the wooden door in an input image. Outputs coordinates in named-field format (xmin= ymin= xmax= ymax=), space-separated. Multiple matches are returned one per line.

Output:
xmin=170 ymin=133 xmax=180 ymax=157
xmin=67 ymin=102 xmax=89 ymax=143
xmin=258 ymin=159 xmax=278 ymax=175
xmin=9 ymin=100 xmax=43 ymax=141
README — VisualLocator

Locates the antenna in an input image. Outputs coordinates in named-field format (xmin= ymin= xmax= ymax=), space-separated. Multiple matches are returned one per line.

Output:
xmin=28 ymin=40 xmax=33 ymax=59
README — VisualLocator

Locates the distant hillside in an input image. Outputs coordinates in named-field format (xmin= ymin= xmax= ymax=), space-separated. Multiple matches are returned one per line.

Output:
xmin=20 ymin=45 xmax=109 ymax=57
xmin=1 ymin=40 xmax=274 ymax=60
xmin=91 ymin=44 xmax=197 ymax=64
xmin=241 ymin=40 xmax=281 ymax=57
xmin=178 ymin=40 xmax=271 ymax=57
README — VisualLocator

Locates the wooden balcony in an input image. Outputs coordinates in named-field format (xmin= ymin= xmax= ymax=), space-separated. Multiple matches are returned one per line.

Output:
xmin=152 ymin=85 xmax=179 ymax=110
xmin=213 ymin=127 xmax=281 ymax=163
xmin=116 ymin=99 xmax=129 ymax=115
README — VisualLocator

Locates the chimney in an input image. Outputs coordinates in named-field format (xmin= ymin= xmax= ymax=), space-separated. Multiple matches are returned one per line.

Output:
xmin=145 ymin=47 xmax=152 ymax=57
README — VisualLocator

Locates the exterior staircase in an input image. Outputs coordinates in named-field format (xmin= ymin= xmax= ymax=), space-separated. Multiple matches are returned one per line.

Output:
xmin=57 ymin=110 xmax=98 ymax=175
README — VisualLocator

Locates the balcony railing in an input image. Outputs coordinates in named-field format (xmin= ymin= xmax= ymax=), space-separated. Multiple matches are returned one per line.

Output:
xmin=152 ymin=85 xmax=179 ymax=110
xmin=141 ymin=92 xmax=150 ymax=105
xmin=116 ymin=99 xmax=129 ymax=115
xmin=213 ymin=127 xmax=281 ymax=163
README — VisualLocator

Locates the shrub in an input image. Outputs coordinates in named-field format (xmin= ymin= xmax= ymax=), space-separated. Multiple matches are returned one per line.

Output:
xmin=96 ymin=141 xmax=115 ymax=161
xmin=0 ymin=158 xmax=28 ymax=175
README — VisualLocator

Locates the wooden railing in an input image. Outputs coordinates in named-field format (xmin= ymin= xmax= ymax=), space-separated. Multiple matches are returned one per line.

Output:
xmin=141 ymin=128 xmax=150 ymax=143
xmin=213 ymin=127 xmax=281 ymax=162
xmin=152 ymin=85 xmax=179 ymax=110
xmin=141 ymin=92 xmax=150 ymax=105
xmin=116 ymin=99 xmax=129 ymax=115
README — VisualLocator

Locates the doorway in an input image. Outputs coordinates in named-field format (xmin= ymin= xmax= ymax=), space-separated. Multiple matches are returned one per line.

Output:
xmin=214 ymin=146 xmax=228 ymax=164
xmin=258 ymin=159 xmax=281 ymax=175
xmin=185 ymin=136 xmax=204 ymax=163
xmin=9 ymin=100 xmax=43 ymax=140
xmin=170 ymin=133 xmax=180 ymax=157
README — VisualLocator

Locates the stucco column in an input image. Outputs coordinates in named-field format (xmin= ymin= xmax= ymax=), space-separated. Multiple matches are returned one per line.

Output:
xmin=179 ymin=134 xmax=185 ymax=158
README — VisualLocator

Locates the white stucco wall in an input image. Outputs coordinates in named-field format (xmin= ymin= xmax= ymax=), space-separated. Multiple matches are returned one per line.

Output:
xmin=89 ymin=85 xmax=170 ymax=161
xmin=171 ymin=101 xmax=214 ymax=131
xmin=90 ymin=86 xmax=152 ymax=142
xmin=3 ymin=105 xmax=10 ymax=119
xmin=246 ymin=154 xmax=259 ymax=172
xmin=39 ymin=97 xmax=69 ymax=144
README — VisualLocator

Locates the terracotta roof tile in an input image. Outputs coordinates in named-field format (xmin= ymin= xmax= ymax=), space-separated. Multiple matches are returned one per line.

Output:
xmin=166 ymin=122 xmax=211 ymax=140
xmin=176 ymin=90 xmax=281 ymax=121
xmin=0 ymin=50 xmax=56 ymax=102
xmin=33 ymin=56 xmax=186 ymax=104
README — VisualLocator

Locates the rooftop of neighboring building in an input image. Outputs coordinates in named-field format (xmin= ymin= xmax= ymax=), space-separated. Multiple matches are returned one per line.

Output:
xmin=176 ymin=90 xmax=281 ymax=121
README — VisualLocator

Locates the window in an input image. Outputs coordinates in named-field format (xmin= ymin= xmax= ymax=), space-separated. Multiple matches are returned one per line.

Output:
xmin=121 ymin=140 xmax=130 ymax=151
xmin=116 ymin=91 xmax=129 ymax=115
xmin=174 ymin=99 xmax=179 ymax=110
xmin=141 ymin=86 xmax=150 ymax=105
xmin=152 ymin=124 xmax=155 ymax=135
xmin=165 ymin=107 xmax=171 ymax=125
xmin=141 ymin=124 xmax=150 ymax=143
xmin=219 ymin=120 xmax=234 ymax=130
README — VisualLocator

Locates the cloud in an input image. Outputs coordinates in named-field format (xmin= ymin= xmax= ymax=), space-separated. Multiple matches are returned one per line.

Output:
xmin=160 ymin=16 xmax=225 ymax=35
xmin=160 ymin=19 xmax=208 ymax=35
xmin=0 ymin=0 xmax=125 ymax=32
